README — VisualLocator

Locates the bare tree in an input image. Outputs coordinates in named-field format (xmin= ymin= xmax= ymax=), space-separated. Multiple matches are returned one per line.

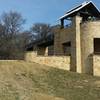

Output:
xmin=1 ymin=11 xmax=25 ymax=38
xmin=0 ymin=11 xmax=25 ymax=59
xmin=30 ymin=23 xmax=51 ymax=40
xmin=19 ymin=31 xmax=32 ymax=50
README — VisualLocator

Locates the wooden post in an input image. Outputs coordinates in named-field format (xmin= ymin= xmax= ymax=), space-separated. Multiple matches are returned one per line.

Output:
xmin=61 ymin=19 xmax=64 ymax=28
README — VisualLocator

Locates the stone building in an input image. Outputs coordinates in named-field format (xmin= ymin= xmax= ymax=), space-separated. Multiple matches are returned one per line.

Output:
xmin=25 ymin=1 xmax=100 ymax=76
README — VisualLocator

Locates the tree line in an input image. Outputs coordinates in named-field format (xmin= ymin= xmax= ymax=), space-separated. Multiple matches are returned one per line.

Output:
xmin=0 ymin=11 xmax=59 ymax=59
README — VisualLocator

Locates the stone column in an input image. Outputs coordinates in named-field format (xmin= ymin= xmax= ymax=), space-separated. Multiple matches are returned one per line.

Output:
xmin=45 ymin=47 xmax=48 ymax=56
xmin=70 ymin=16 xmax=82 ymax=73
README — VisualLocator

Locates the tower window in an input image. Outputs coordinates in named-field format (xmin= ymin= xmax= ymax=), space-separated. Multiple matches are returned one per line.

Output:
xmin=94 ymin=38 xmax=100 ymax=54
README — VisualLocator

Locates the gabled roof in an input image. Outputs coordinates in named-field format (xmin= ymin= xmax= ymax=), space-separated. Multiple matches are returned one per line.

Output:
xmin=59 ymin=1 xmax=100 ymax=20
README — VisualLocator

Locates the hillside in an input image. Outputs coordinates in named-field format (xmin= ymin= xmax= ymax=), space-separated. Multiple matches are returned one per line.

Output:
xmin=0 ymin=60 xmax=100 ymax=100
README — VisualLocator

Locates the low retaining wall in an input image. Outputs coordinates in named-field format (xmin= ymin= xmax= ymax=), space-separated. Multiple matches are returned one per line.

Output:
xmin=93 ymin=55 xmax=100 ymax=76
xmin=25 ymin=51 xmax=70 ymax=70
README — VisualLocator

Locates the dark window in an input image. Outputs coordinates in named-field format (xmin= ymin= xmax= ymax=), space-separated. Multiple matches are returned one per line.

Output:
xmin=94 ymin=38 xmax=100 ymax=54
xmin=63 ymin=42 xmax=71 ymax=56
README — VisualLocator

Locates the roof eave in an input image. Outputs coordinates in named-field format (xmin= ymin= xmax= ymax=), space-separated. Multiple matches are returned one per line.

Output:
xmin=59 ymin=1 xmax=100 ymax=20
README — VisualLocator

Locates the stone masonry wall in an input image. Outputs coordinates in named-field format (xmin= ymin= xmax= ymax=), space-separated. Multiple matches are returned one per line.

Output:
xmin=81 ymin=21 xmax=100 ymax=74
xmin=54 ymin=16 xmax=82 ymax=73
xmin=54 ymin=27 xmax=72 ymax=55
xmin=93 ymin=55 xmax=100 ymax=76
xmin=25 ymin=51 xmax=70 ymax=70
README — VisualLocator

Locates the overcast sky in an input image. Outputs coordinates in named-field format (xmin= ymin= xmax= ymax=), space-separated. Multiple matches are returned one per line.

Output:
xmin=0 ymin=0 xmax=99 ymax=30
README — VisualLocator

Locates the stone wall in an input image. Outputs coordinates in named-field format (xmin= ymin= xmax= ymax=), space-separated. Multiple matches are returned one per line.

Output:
xmin=93 ymin=55 xmax=100 ymax=76
xmin=54 ymin=27 xmax=72 ymax=56
xmin=37 ymin=47 xmax=46 ymax=56
xmin=81 ymin=21 xmax=100 ymax=74
xmin=25 ymin=17 xmax=100 ymax=76
xmin=25 ymin=51 xmax=70 ymax=70
xmin=54 ymin=16 xmax=82 ymax=73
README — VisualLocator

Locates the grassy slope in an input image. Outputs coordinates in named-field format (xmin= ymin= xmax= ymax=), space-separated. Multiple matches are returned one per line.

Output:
xmin=0 ymin=60 xmax=100 ymax=100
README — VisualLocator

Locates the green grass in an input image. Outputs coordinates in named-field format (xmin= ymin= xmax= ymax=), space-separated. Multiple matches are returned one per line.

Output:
xmin=0 ymin=60 xmax=100 ymax=100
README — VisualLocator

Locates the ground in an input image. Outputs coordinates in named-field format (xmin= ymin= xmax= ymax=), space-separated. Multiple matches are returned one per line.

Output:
xmin=0 ymin=60 xmax=100 ymax=100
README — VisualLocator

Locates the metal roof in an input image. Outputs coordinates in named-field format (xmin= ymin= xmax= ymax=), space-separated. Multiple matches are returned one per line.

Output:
xmin=59 ymin=1 xmax=100 ymax=20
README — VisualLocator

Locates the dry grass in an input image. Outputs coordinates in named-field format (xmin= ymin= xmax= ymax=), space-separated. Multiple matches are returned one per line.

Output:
xmin=0 ymin=60 xmax=100 ymax=100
